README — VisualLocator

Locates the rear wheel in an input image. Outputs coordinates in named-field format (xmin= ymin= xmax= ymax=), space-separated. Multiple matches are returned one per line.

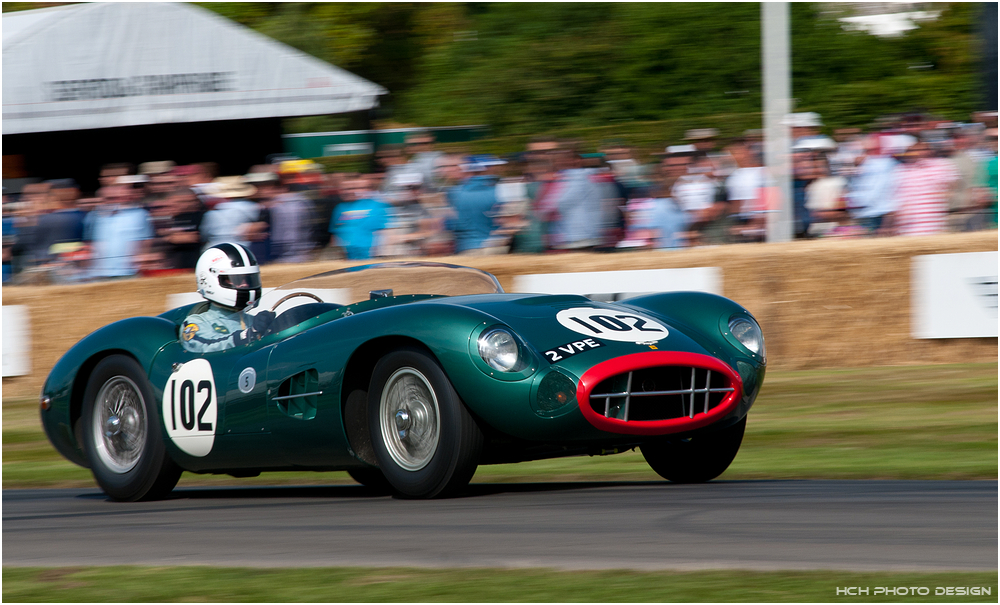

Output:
xmin=368 ymin=348 xmax=482 ymax=498
xmin=81 ymin=355 xmax=182 ymax=501
xmin=641 ymin=416 xmax=747 ymax=483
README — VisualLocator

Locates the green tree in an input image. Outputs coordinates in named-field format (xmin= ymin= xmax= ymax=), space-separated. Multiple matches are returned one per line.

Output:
xmin=6 ymin=3 xmax=981 ymax=135
xmin=399 ymin=3 xmax=978 ymax=134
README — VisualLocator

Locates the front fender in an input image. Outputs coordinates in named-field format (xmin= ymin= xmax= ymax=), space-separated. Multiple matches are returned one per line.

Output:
xmin=40 ymin=316 xmax=179 ymax=467
xmin=317 ymin=301 xmax=554 ymax=442
xmin=621 ymin=291 xmax=766 ymax=418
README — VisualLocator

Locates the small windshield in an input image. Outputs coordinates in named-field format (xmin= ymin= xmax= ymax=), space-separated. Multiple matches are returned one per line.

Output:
xmin=250 ymin=262 xmax=503 ymax=314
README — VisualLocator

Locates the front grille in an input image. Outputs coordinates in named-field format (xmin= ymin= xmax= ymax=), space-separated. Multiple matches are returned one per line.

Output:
xmin=589 ymin=366 xmax=735 ymax=422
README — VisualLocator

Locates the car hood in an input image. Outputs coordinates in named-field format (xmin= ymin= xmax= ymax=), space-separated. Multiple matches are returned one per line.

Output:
xmin=435 ymin=293 xmax=728 ymax=377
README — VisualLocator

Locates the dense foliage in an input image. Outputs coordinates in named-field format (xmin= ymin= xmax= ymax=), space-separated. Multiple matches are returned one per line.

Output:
xmin=5 ymin=3 xmax=983 ymax=135
xmin=199 ymin=2 xmax=981 ymax=134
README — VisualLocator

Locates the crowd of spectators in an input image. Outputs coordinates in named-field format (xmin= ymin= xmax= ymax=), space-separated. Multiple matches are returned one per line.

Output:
xmin=3 ymin=112 xmax=997 ymax=285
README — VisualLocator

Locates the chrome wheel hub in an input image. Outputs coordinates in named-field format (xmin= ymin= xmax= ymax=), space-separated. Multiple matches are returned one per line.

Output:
xmin=92 ymin=376 xmax=147 ymax=474
xmin=105 ymin=415 xmax=121 ymax=437
xmin=394 ymin=409 xmax=411 ymax=438
xmin=380 ymin=368 xmax=440 ymax=471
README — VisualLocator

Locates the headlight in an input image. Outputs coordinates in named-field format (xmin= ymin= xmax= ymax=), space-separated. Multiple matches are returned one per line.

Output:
xmin=729 ymin=316 xmax=765 ymax=359
xmin=478 ymin=328 xmax=522 ymax=372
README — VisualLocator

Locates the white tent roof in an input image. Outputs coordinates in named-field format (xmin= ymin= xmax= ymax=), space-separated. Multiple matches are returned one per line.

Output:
xmin=2 ymin=3 xmax=388 ymax=135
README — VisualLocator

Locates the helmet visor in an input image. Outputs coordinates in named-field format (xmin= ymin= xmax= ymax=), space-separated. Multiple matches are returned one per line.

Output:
xmin=218 ymin=272 xmax=262 ymax=290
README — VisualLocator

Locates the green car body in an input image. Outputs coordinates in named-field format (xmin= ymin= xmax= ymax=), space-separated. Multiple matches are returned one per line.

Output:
xmin=40 ymin=262 xmax=765 ymax=499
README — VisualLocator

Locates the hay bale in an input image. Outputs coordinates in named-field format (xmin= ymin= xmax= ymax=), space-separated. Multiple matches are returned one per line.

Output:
xmin=3 ymin=231 xmax=995 ymax=401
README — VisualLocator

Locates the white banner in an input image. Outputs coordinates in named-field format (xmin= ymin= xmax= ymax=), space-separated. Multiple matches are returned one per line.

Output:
xmin=513 ymin=267 xmax=722 ymax=302
xmin=912 ymin=252 xmax=998 ymax=339
xmin=2 ymin=305 xmax=31 ymax=377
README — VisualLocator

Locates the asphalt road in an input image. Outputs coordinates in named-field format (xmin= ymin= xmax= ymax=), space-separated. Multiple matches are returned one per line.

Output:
xmin=3 ymin=480 xmax=996 ymax=571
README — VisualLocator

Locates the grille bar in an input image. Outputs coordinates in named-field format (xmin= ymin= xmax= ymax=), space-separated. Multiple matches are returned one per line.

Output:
xmin=702 ymin=370 xmax=711 ymax=417
xmin=590 ymin=366 xmax=735 ymax=422
xmin=591 ymin=386 xmax=735 ymax=398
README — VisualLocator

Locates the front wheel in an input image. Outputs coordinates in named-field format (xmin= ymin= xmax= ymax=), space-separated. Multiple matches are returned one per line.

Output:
xmin=641 ymin=416 xmax=747 ymax=483
xmin=368 ymin=347 xmax=482 ymax=498
xmin=81 ymin=355 xmax=182 ymax=501
xmin=346 ymin=468 xmax=392 ymax=494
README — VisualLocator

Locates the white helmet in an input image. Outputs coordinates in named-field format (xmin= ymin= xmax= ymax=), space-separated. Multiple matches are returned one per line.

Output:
xmin=196 ymin=243 xmax=262 ymax=309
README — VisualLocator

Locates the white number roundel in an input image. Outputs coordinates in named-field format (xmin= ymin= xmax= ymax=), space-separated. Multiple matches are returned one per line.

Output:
xmin=556 ymin=307 xmax=669 ymax=342
xmin=161 ymin=359 xmax=217 ymax=457
xmin=238 ymin=367 xmax=256 ymax=393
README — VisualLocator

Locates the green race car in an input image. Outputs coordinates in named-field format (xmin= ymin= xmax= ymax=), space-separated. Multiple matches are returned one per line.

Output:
xmin=40 ymin=262 xmax=766 ymax=500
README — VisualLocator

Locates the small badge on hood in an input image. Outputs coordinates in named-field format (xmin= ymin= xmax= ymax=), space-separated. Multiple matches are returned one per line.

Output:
xmin=556 ymin=307 xmax=668 ymax=343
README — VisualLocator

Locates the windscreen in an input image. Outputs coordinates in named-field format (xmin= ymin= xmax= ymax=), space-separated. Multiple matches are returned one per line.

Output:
xmin=252 ymin=262 xmax=504 ymax=313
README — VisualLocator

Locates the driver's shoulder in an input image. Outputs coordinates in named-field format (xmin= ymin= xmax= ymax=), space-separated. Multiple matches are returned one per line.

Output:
xmin=182 ymin=311 xmax=208 ymax=326
xmin=183 ymin=305 xmax=234 ymax=327
xmin=180 ymin=301 xmax=210 ymax=321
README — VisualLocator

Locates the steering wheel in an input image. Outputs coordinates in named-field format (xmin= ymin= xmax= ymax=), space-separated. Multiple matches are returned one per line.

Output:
xmin=270 ymin=291 xmax=324 ymax=312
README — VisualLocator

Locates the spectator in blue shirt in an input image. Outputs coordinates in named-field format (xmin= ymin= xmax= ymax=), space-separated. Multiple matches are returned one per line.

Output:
xmin=35 ymin=179 xmax=86 ymax=265
xmin=85 ymin=182 xmax=153 ymax=280
xmin=846 ymin=135 xmax=899 ymax=234
xmin=648 ymin=196 xmax=691 ymax=249
xmin=200 ymin=176 xmax=262 ymax=251
xmin=329 ymin=176 xmax=389 ymax=260
xmin=2 ymin=195 xmax=16 ymax=283
xmin=449 ymin=156 xmax=503 ymax=254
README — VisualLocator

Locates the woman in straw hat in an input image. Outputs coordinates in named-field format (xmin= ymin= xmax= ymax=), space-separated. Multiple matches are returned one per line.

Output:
xmin=199 ymin=176 xmax=261 ymax=252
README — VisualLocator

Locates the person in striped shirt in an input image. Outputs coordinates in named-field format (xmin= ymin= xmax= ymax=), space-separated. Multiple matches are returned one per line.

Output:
xmin=885 ymin=140 xmax=960 ymax=237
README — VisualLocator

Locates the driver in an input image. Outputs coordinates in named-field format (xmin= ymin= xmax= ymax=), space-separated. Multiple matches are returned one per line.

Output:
xmin=181 ymin=243 xmax=274 ymax=353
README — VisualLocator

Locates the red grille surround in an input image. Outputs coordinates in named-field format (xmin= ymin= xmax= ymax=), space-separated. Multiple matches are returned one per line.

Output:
xmin=577 ymin=351 xmax=743 ymax=436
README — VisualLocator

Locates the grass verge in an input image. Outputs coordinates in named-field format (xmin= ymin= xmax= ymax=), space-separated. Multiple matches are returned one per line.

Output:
xmin=3 ymin=363 xmax=996 ymax=489
xmin=2 ymin=567 xmax=997 ymax=602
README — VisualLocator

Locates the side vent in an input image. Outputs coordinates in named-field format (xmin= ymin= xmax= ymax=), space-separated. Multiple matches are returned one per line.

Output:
xmin=273 ymin=369 xmax=321 ymax=420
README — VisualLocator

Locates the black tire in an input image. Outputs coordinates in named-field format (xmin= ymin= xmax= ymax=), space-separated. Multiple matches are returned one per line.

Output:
xmin=641 ymin=416 xmax=747 ymax=484
xmin=81 ymin=355 xmax=182 ymax=501
xmin=346 ymin=468 xmax=393 ymax=494
xmin=367 ymin=347 xmax=483 ymax=498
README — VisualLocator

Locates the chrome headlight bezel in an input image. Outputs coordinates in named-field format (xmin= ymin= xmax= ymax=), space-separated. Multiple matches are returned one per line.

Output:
xmin=478 ymin=327 xmax=526 ymax=372
xmin=727 ymin=315 xmax=765 ymax=361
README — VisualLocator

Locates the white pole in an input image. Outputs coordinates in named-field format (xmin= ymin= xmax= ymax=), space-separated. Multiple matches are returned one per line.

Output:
xmin=762 ymin=1 xmax=793 ymax=242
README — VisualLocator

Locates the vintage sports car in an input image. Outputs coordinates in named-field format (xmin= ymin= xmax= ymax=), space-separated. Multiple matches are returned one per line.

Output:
xmin=40 ymin=262 xmax=766 ymax=500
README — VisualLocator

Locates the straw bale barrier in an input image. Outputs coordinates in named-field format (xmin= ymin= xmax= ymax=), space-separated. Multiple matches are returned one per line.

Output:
xmin=3 ymin=231 xmax=996 ymax=401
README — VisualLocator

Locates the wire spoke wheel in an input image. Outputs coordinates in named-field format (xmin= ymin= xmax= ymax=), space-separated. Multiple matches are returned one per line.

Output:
xmin=379 ymin=368 xmax=440 ymax=471
xmin=82 ymin=355 xmax=181 ymax=501
xmin=92 ymin=376 xmax=147 ymax=474
xmin=368 ymin=347 xmax=483 ymax=498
